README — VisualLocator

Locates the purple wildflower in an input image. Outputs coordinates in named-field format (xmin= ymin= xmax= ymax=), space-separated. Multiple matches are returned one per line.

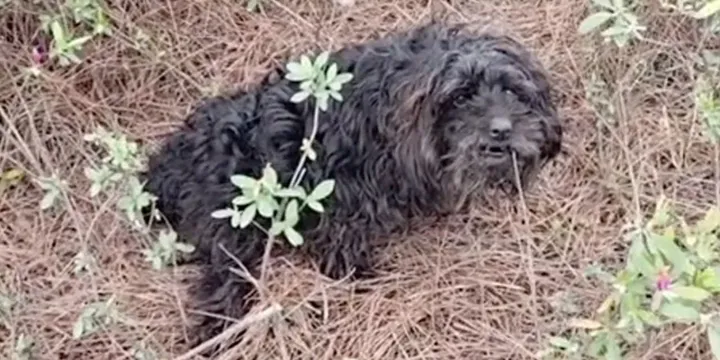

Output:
xmin=656 ymin=267 xmax=671 ymax=291
xmin=31 ymin=44 xmax=48 ymax=65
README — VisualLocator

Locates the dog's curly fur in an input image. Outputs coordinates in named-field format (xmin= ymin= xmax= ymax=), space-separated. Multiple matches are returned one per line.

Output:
xmin=142 ymin=21 xmax=563 ymax=349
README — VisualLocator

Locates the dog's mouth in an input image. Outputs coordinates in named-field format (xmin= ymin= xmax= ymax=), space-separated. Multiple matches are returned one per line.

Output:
xmin=480 ymin=144 xmax=510 ymax=160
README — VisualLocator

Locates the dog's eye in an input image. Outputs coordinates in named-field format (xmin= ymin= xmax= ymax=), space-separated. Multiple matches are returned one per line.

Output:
xmin=446 ymin=122 xmax=462 ymax=133
xmin=452 ymin=93 xmax=472 ymax=107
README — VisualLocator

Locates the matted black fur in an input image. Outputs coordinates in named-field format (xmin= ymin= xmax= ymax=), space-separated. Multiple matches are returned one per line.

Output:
xmin=141 ymin=21 xmax=563 ymax=350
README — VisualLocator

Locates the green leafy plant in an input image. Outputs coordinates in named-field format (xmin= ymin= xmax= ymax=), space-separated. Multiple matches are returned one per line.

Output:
xmin=538 ymin=198 xmax=720 ymax=359
xmin=212 ymin=51 xmax=352 ymax=247
xmin=37 ymin=173 xmax=67 ymax=210
xmin=695 ymin=72 xmax=720 ymax=144
xmin=72 ymin=249 xmax=97 ymax=276
xmin=143 ymin=229 xmax=195 ymax=270
xmin=660 ymin=0 xmax=720 ymax=33
xmin=577 ymin=0 xmax=646 ymax=47
xmin=72 ymin=296 xmax=122 ymax=339
xmin=38 ymin=0 xmax=112 ymax=67
xmin=82 ymin=127 xmax=195 ymax=268
xmin=83 ymin=127 xmax=152 ymax=227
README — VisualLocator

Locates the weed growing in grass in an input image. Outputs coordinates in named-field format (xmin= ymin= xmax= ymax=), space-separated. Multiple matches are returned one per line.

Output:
xmin=694 ymin=53 xmax=720 ymax=144
xmin=659 ymin=0 xmax=720 ymax=32
xmin=539 ymin=199 xmax=720 ymax=359
xmin=72 ymin=296 xmax=122 ymax=339
xmin=540 ymin=4 xmax=720 ymax=359
xmin=82 ymin=127 xmax=195 ymax=268
xmin=36 ymin=173 xmax=67 ymax=211
xmin=34 ymin=126 xmax=191 ymax=352
xmin=211 ymin=51 xmax=353 ymax=248
xmin=36 ymin=0 xmax=111 ymax=67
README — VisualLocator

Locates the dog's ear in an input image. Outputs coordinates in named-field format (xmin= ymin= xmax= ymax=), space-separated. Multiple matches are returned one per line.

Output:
xmin=388 ymin=79 xmax=449 ymax=198
xmin=540 ymin=111 xmax=563 ymax=162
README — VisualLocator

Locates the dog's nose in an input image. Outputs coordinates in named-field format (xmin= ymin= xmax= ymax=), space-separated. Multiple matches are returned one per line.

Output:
xmin=490 ymin=117 xmax=512 ymax=141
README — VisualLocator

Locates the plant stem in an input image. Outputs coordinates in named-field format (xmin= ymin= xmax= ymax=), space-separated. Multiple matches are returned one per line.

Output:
xmin=172 ymin=303 xmax=283 ymax=360
xmin=288 ymin=102 xmax=321 ymax=189
xmin=271 ymin=100 xmax=322 ymax=224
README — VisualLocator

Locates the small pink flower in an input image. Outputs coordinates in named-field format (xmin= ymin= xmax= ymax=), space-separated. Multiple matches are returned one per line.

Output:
xmin=656 ymin=267 xmax=671 ymax=291
xmin=31 ymin=44 xmax=48 ymax=65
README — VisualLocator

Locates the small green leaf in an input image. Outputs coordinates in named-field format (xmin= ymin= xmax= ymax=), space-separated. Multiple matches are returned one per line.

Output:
xmin=89 ymin=183 xmax=102 ymax=197
xmin=334 ymin=73 xmax=353 ymax=86
xmin=659 ymin=301 xmax=701 ymax=322
xmin=637 ymin=309 xmax=663 ymax=327
xmin=72 ymin=318 xmax=85 ymax=339
xmin=261 ymin=165 xmax=278 ymax=190
xmin=291 ymin=90 xmax=311 ymax=103
xmin=653 ymin=232 xmax=690 ymax=274
xmin=306 ymin=146 xmax=317 ymax=161
xmin=231 ymin=211 xmax=241 ymax=228
xmin=578 ymin=12 xmax=614 ymax=34
xmin=708 ymin=323 xmax=720 ymax=360
xmin=317 ymin=94 xmax=329 ymax=111
xmin=326 ymin=63 xmax=338 ymax=82
xmin=548 ymin=336 xmax=576 ymax=349
xmin=308 ymin=179 xmax=335 ymax=201
xmin=232 ymin=195 xmax=254 ymax=206
xmin=285 ymin=199 xmax=300 ymax=227
xmin=300 ymin=55 xmax=313 ymax=73
xmin=286 ymin=61 xmax=304 ymax=75
xmin=40 ymin=192 xmax=57 ymax=210
xmin=569 ymin=318 xmax=603 ymax=329
xmin=67 ymin=35 xmax=92 ymax=49
xmin=604 ymin=335 xmax=622 ymax=360
xmin=330 ymin=90 xmax=343 ymax=102
xmin=670 ymin=286 xmax=712 ymax=302
xmin=230 ymin=175 xmax=256 ymax=190
xmin=627 ymin=235 xmax=656 ymax=277
xmin=275 ymin=186 xmax=306 ymax=199
xmin=269 ymin=220 xmax=286 ymax=236
xmin=175 ymin=243 xmax=195 ymax=253
xmin=601 ymin=24 xmax=629 ymax=38
xmin=211 ymin=208 xmax=235 ymax=219
xmin=256 ymin=196 xmax=276 ymax=218
xmin=648 ymin=195 xmax=671 ymax=229
xmin=697 ymin=207 xmax=720 ymax=234
xmin=50 ymin=20 xmax=66 ymax=45
xmin=239 ymin=203 xmax=256 ymax=228
xmin=694 ymin=0 xmax=720 ymax=19
xmin=651 ymin=291 xmax=664 ymax=312
xmin=283 ymin=226 xmax=304 ymax=246
xmin=696 ymin=267 xmax=720 ymax=293
xmin=306 ymin=200 xmax=324 ymax=213
xmin=314 ymin=51 xmax=330 ymax=70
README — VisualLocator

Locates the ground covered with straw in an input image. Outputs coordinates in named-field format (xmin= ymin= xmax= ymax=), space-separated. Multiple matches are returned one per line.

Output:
xmin=2 ymin=0 xmax=720 ymax=359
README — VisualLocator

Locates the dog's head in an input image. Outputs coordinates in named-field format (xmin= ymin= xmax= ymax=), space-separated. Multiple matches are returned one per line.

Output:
xmin=393 ymin=26 xmax=562 ymax=210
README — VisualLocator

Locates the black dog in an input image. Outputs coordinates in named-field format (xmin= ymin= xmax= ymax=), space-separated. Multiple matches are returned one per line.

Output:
xmin=142 ymin=21 xmax=562 ymax=350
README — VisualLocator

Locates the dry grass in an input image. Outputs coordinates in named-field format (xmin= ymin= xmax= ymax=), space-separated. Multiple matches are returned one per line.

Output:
xmin=1 ymin=0 xmax=719 ymax=359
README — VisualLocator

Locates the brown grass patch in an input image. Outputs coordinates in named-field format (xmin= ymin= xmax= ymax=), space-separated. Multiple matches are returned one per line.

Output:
xmin=2 ymin=0 xmax=719 ymax=359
